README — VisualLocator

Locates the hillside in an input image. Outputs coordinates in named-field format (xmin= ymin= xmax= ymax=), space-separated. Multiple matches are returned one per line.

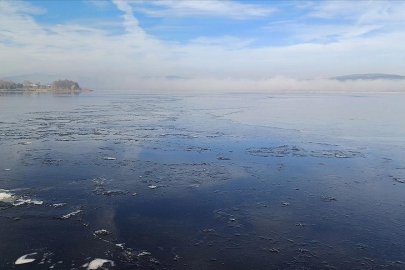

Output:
xmin=331 ymin=73 xmax=405 ymax=81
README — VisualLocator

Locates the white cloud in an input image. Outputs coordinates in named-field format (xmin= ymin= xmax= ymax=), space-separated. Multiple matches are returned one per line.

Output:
xmin=0 ymin=0 xmax=404 ymax=93
xmin=131 ymin=0 xmax=276 ymax=19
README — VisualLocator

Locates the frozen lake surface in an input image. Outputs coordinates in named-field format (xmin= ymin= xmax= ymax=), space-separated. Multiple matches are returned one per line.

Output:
xmin=1 ymin=91 xmax=405 ymax=269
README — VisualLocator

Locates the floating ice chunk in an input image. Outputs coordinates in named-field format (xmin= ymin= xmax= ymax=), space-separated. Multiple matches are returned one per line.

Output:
xmin=150 ymin=258 xmax=160 ymax=265
xmin=93 ymin=187 xmax=129 ymax=196
xmin=0 ymin=193 xmax=12 ymax=200
xmin=87 ymin=258 xmax=114 ymax=270
xmin=103 ymin=157 xmax=116 ymax=160
xmin=394 ymin=177 xmax=404 ymax=183
xmin=52 ymin=203 xmax=67 ymax=208
xmin=320 ymin=196 xmax=337 ymax=202
xmin=94 ymin=229 xmax=111 ymax=236
xmin=0 ymin=190 xmax=14 ymax=202
xmin=60 ymin=210 xmax=83 ymax=219
xmin=188 ymin=184 xmax=200 ymax=189
xmin=92 ymin=177 xmax=106 ymax=185
xmin=15 ymin=253 xmax=37 ymax=265
xmin=116 ymin=243 xmax=125 ymax=249
xmin=13 ymin=199 xmax=44 ymax=206
xmin=334 ymin=153 xmax=347 ymax=158
xmin=19 ymin=142 xmax=32 ymax=145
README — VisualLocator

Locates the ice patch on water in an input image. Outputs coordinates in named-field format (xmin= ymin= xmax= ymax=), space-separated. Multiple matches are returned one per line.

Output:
xmin=0 ymin=190 xmax=45 ymax=207
xmin=0 ymin=190 xmax=14 ymax=202
xmin=246 ymin=145 xmax=306 ymax=157
xmin=94 ymin=229 xmax=111 ymax=236
xmin=116 ymin=243 xmax=125 ymax=249
xmin=246 ymin=145 xmax=364 ymax=158
xmin=19 ymin=141 xmax=32 ymax=145
xmin=15 ymin=252 xmax=37 ymax=265
xmin=52 ymin=203 xmax=67 ymax=208
xmin=92 ymin=177 xmax=107 ymax=185
xmin=86 ymin=258 xmax=114 ymax=270
xmin=13 ymin=199 xmax=44 ymax=206
xmin=60 ymin=210 xmax=83 ymax=219
xmin=93 ymin=187 xmax=129 ymax=196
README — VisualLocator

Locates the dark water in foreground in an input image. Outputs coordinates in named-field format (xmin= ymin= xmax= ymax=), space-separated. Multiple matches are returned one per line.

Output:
xmin=1 ymin=91 xmax=405 ymax=269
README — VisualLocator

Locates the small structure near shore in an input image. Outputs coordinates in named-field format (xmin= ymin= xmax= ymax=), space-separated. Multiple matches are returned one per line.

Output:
xmin=0 ymin=79 xmax=92 ymax=93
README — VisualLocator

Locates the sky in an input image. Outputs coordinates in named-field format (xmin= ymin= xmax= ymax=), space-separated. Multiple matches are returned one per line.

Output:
xmin=0 ymin=0 xmax=405 ymax=92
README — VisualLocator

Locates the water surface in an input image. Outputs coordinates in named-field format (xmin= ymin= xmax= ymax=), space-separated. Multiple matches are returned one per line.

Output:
xmin=1 ymin=91 xmax=405 ymax=269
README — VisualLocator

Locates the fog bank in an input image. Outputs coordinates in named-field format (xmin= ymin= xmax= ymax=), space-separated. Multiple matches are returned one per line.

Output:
xmin=89 ymin=75 xmax=405 ymax=93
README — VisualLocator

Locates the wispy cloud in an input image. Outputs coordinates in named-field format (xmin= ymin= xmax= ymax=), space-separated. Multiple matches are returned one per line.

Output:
xmin=308 ymin=1 xmax=366 ymax=19
xmin=308 ymin=1 xmax=405 ymax=25
xmin=190 ymin=36 xmax=254 ymax=50
xmin=0 ymin=1 xmax=46 ymax=15
xmin=112 ymin=0 xmax=145 ymax=36
xmin=86 ymin=0 xmax=110 ymax=9
xmin=131 ymin=0 xmax=276 ymax=19
xmin=263 ymin=1 xmax=405 ymax=44
xmin=263 ymin=22 xmax=384 ymax=43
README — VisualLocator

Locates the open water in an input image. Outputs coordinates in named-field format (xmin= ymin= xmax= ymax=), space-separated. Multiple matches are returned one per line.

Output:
xmin=1 ymin=91 xmax=405 ymax=269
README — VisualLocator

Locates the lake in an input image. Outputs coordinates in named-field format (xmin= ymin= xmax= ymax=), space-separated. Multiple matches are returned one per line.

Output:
xmin=1 ymin=91 xmax=405 ymax=269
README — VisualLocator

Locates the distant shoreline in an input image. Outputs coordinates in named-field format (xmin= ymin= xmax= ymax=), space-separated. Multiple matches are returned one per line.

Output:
xmin=0 ymin=88 xmax=93 ymax=93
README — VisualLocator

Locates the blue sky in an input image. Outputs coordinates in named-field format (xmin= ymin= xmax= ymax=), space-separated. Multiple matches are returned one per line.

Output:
xmin=1 ymin=0 xmax=405 ymax=91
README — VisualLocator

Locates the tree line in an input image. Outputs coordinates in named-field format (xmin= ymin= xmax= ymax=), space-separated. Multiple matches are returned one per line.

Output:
xmin=51 ymin=79 xmax=81 ymax=90
xmin=0 ymin=80 xmax=23 ymax=90
xmin=0 ymin=79 xmax=81 ymax=90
